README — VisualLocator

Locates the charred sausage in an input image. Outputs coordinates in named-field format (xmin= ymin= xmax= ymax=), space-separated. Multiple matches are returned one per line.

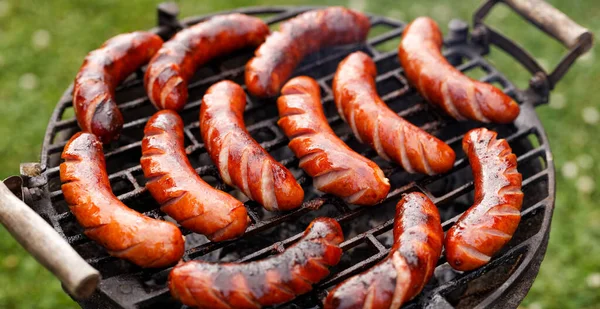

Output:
xmin=60 ymin=132 xmax=184 ymax=267
xmin=145 ymin=14 xmax=269 ymax=111
xmin=245 ymin=7 xmax=370 ymax=97
xmin=277 ymin=76 xmax=390 ymax=205
xmin=141 ymin=110 xmax=249 ymax=242
xmin=169 ymin=217 xmax=344 ymax=309
xmin=74 ymin=31 xmax=163 ymax=143
xmin=333 ymin=52 xmax=456 ymax=175
xmin=398 ymin=17 xmax=520 ymax=123
xmin=200 ymin=80 xmax=304 ymax=211
xmin=445 ymin=128 xmax=523 ymax=271
xmin=324 ymin=192 xmax=443 ymax=309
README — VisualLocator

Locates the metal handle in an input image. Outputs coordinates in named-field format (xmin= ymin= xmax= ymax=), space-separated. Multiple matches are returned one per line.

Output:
xmin=503 ymin=0 xmax=592 ymax=52
xmin=0 ymin=181 xmax=100 ymax=299
xmin=474 ymin=0 xmax=593 ymax=96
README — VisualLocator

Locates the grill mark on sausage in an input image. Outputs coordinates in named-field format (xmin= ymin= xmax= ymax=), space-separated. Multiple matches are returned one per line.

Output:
xmin=418 ymin=139 xmax=434 ymax=175
xmin=396 ymin=124 xmax=414 ymax=173
xmin=372 ymin=115 xmax=391 ymax=161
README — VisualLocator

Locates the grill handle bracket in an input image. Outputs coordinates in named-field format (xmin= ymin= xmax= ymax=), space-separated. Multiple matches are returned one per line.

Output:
xmin=156 ymin=2 xmax=182 ymax=40
xmin=0 ymin=177 xmax=100 ymax=299
xmin=473 ymin=0 xmax=593 ymax=98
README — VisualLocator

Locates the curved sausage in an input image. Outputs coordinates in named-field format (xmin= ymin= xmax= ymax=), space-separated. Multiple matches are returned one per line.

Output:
xmin=60 ymin=132 xmax=184 ymax=268
xmin=324 ymin=192 xmax=443 ymax=309
xmin=245 ymin=7 xmax=370 ymax=98
xmin=333 ymin=52 xmax=456 ymax=175
xmin=398 ymin=17 xmax=520 ymax=123
xmin=445 ymin=128 xmax=524 ymax=271
xmin=277 ymin=76 xmax=390 ymax=206
xmin=169 ymin=217 xmax=344 ymax=309
xmin=74 ymin=31 xmax=163 ymax=143
xmin=145 ymin=14 xmax=269 ymax=111
xmin=200 ymin=80 xmax=304 ymax=211
xmin=140 ymin=110 xmax=249 ymax=242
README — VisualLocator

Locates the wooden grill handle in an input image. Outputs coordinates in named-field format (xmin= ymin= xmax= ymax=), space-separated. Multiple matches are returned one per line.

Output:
xmin=0 ymin=181 xmax=100 ymax=299
xmin=502 ymin=0 xmax=592 ymax=52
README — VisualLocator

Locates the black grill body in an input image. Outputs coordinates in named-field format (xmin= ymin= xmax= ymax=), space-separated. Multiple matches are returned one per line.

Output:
xmin=27 ymin=4 xmax=560 ymax=309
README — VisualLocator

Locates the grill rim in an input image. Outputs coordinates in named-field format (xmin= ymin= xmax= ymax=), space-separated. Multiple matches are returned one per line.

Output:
xmin=31 ymin=5 xmax=558 ymax=309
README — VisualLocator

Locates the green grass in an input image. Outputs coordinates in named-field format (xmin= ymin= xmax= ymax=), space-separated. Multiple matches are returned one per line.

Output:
xmin=0 ymin=0 xmax=598 ymax=308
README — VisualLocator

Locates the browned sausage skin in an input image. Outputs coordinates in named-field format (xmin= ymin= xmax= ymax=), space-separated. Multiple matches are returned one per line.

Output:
xmin=334 ymin=51 xmax=456 ymax=175
xmin=245 ymin=7 xmax=370 ymax=97
xmin=60 ymin=132 xmax=184 ymax=267
xmin=445 ymin=128 xmax=523 ymax=271
xmin=398 ymin=17 xmax=520 ymax=123
xmin=277 ymin=76 xmax=390 ymax=205
xmin=169 ymin=217 xmax=344 ymax=309
xmin=141 ymin=110 xmax=249 ymax=242
xmin=200 ymin=80 xmax=304 ymax=211
xmin=324 ymin=192 xmax=443 ymax=309
xmin=145 ymin=14 xmax=269 ymax=111
xmin=74 ymin=31 xmax=163 ymax=143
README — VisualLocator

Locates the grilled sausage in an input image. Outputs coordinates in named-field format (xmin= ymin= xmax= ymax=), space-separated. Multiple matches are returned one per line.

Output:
xmin=277 ymin=76 xmax=390 ymax=205
xmin=74 ymin=31 xmax=163 ymax=143
xmin=398 ymin=17 xmax=520 ymax=123
xmin=145 ymin=14 xmax=269 ymax=111
xmin=324 ymin=192 xmax=443 ymax=309
xmin=60 ymin=132 xmax=184 ymax=267
xmin=200 ymin=80 xmax=304 ymax=211
xmin=245 ymin=7 xmax=370 ymax=98
xmin=333 ymin=52 xmax=456 ymax=175
xmin=141 ymin=110 xmax=249 ymax=242
xmin=445 ymin=128 xmax=523 ymax=271
xmin=169 ymin=217 xmax=344 ymax=309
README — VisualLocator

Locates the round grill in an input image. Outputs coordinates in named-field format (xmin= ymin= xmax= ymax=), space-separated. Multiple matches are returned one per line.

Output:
xmin=36 ymin=5 xmax=554 ymax=309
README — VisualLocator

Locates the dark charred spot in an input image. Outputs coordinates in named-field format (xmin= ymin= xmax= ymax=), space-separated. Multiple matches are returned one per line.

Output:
xmin=91 ymin=98 xmax=123 ymax=143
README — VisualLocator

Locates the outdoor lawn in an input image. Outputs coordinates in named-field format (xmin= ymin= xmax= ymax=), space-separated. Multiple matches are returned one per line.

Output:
xmin=0 ymin=0 xmax=598 ymax=308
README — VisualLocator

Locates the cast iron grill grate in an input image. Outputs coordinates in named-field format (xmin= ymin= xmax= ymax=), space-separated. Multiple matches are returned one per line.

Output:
xmin=35 ymin=5 xmax=554 ymax=309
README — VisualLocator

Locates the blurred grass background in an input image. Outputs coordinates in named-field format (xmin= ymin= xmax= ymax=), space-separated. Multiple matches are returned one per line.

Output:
xmin=0 ymin=0 xmax=598 ymax=308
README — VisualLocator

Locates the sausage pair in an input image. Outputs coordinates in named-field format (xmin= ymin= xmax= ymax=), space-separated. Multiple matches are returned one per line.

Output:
xmin=277 ymin=76 xmax=390 ymax=206
xmin=60 ymin=133 xmax=184 ymax=267
xmin=73 ymin=13 xmax=270 ymax=143
xmin=324 ymin=128 xmax=523 ymax=307
xmin=201 ymin=81 xmax=305 ymax=211
xmin=141 ymin=110 xmax=249 ymax=241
